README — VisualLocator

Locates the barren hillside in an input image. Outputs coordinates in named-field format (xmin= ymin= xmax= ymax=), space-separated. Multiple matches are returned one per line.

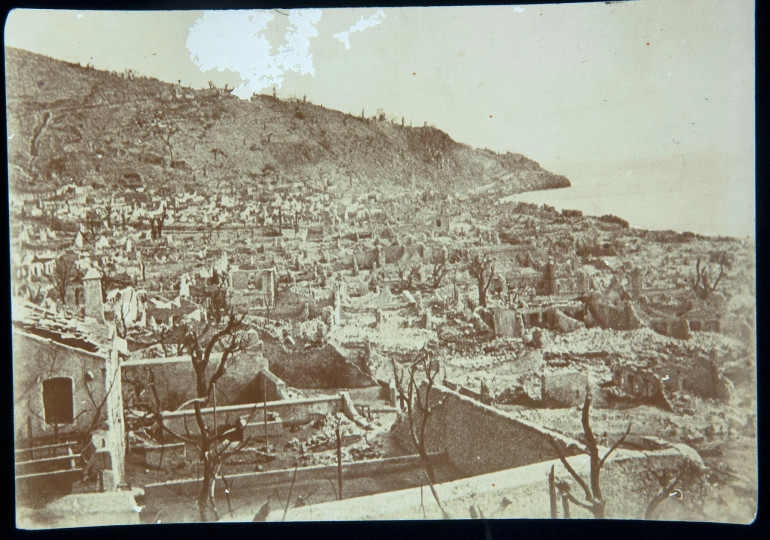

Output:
xmin=5 ymin=47 xmax=570 ymax=197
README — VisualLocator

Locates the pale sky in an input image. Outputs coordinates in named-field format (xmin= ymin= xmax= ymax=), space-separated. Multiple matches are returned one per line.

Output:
xmin=4 ymin=2 xmax=756 ymax=236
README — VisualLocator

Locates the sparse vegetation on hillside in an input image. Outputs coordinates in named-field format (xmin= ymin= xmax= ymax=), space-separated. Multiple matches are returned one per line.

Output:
xmin=5 ymin=47 xmax=570 ymax=198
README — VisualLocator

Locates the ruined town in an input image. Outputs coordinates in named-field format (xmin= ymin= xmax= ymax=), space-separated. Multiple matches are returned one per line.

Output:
xmin=7 ymin=10 xmax=756 ymax=528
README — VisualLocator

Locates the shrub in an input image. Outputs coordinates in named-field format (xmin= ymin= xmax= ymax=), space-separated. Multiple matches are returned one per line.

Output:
xmin=598 ymin=214 xmax=630 ymax=228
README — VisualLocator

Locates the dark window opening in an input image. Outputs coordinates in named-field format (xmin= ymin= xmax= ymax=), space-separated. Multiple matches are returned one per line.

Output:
xmin=42 ymin=378 xmax=74 ymax=425
xmin=436 ymin=219 xmax=442 ymax=227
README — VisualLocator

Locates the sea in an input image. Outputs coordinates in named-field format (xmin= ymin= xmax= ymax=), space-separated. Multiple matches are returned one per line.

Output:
xmin=503 ymin=153 xmax=755 ymax=240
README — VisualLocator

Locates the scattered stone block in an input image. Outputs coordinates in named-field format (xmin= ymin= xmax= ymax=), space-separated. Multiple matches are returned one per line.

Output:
xmin=553 ymin=309 xmax=583 ymax=333
xmin=541 ymin=371 xmax=588 ymax=407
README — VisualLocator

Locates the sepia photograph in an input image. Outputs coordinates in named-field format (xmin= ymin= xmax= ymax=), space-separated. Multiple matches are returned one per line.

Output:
xmin=5 ymin=1 xmax=756 ymax=528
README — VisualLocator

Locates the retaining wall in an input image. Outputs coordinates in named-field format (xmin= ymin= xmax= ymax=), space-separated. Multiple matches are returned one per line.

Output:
xmin=393 ymin=384 xmax=583 ymax=476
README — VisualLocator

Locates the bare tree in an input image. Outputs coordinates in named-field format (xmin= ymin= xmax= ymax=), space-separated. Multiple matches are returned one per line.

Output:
xmin=391 ymin=346 xmax=451 ymax=518
xmin=156 ymin=323 xmax=187 ymax=357
xmin=546 ymin=391 xmax=631 ymax=519
xmin=210 ymin=147 xmax=227 ymax=162
xmin=396 ymin=260 xmax=420 ymax=292
xmin=84 ymin=210 xmax=102 ymax=240
xmin=47 ymin=254 xmax=80 ymax=304
xmin=142 ymin=309 xmax=252 ymax=521
xmin=468 ymin=252 xmax=495 ymax=307
xmin=25 ymin=282 xmax=45 ymax=305
xmin=691 ymin=252 xmax=730 ymax=301
xmin=104 ymin=199 xmax=113 ymax=229
xmin=148 ymin=206 xmax=167 ymax=240
xmin=430 ymin=252 xmax=449 ymax=289
xmin=206 ymin=270 xmax=230 ymax=325
xmin=159 ymin=125 xmax=178 ymax=165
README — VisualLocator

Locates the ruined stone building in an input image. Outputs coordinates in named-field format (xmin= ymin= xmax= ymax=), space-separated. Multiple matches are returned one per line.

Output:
xmin=228 ymin=267 xmax=276 ymax=309
xmin=540 ymin=257 xmax=589 ymax=296
xmin=13 ymin=315 xmax=126 ymax=496
xmin=611 ymin=353 xmax=734 ymax=407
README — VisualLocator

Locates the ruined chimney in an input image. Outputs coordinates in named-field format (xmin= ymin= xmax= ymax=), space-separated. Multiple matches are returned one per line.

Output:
xmin=332 ymin=290 xmax=341 ymax=326
xmin=266 ymin=269 xmax=276 ymax=308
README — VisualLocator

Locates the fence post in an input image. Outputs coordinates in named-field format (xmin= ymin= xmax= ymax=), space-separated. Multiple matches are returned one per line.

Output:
xmin=548 ymin=464 xmax=558 ymax=518
xmin=336 ymin=425 xmax=343 ymax=500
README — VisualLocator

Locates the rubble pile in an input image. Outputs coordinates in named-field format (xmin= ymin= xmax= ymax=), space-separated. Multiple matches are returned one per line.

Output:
xmin=543 ymin=326 xmax=745 ymax=359
xmin=286 ymin=412 xmax=366 ymax=455
xmin=330 ymin=321 xmax=436 ymax=355
xmin=284 ymin=412 xmax=393 ymax=467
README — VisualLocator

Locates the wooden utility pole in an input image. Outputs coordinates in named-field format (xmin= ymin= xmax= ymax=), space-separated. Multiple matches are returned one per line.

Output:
xmin=263 ymin=377 xmax=269 ymax=447
xmin=336 ymin=425 xmax=343 ymax=500
xmin=548 ymin=465 xmax=558 ymax=518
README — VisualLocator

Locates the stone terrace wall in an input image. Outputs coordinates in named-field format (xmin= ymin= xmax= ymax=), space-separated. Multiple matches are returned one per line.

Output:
xmin=160 ymin=395 xmax=345 ymax=439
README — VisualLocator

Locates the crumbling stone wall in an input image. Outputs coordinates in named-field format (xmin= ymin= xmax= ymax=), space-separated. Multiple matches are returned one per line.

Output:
xmin=587 ymin=297 xmax=643 ymax=330
xmin=659 ymin=355 xmax=733 ymax=401
xmin=122 ymin=352 xmax=268 ymax=410
xmin=241 ymin=370 xmax=289 ymax=402
xmin=721 ymin=313 xmax=752 ymax=342
xmin=269 ymin=289 xmax=334 ymax=320
xmin=228 ymin=268 xmax=274 ymax=308
xmin=265 ymin=341 xmax=376 ymax=389
xmin=381 ymin=245 xmax=407 ymax=264
xmin=612 ymin=355 xmax=733 ymax=403
xmin=492 ymin=309 xmax=524 ymax=338
xmin=651 ymin=318 xmax=692 ymax=340
xmin=611 ymin=364 xmax=672 ymax=410
xmin=340 ymin=249 xmax=376 ymax=270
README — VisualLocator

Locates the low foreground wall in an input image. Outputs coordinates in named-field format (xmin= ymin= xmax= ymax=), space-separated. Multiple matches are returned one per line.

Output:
xmin=144 ymin=453 xmax=448 ymax=502
xmin=18 ymin=488 xmax=144 ymax=529
xmin=269 ymin=445 xmax=703 ymax=521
